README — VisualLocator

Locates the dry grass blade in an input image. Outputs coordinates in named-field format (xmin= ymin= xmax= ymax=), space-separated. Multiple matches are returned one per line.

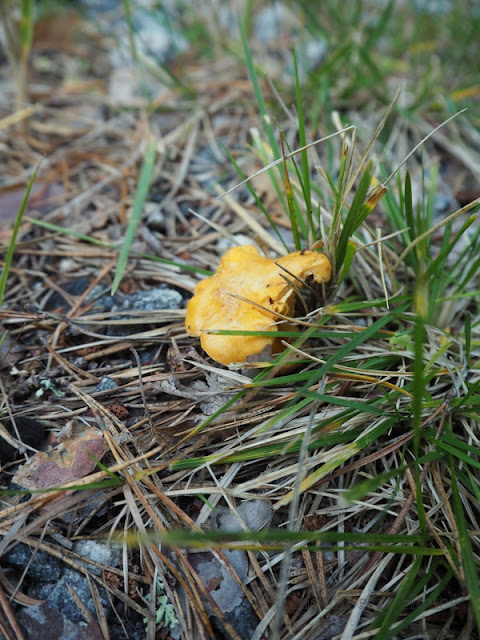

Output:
xmin=219 ymin=127 xmax=355 ymax=199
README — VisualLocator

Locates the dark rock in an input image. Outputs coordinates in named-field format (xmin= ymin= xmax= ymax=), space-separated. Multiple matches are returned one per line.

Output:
xmin=5 ymin=542 xmax=63 ymax=581
xmin=211 ymin=599 xmax=259 ymax=640
xmin=18 ymin=602 xmax=103 ymax=640
xmin=29 ymin=540 xmax=120 ymax=623
xmin=44 ymin=277 xmax=117 ymax=313
xmin=313 ymin=614 xmax=350 ymax=639
xmin=44 ymin=277 xmax=93 ymax=311
xmin=107 ymin=603 xmax=146 ymax=640
xmin=0 ymin=417 xmax=47 ymax=462
xmin=224 ymin=598 xmax=259 ymax=640
xmin=42 ymin=570 xmax=109 ymax=624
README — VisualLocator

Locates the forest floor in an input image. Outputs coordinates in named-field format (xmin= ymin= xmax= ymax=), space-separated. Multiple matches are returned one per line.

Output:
xmin=0 ymin=2 xmax=479 ymax=640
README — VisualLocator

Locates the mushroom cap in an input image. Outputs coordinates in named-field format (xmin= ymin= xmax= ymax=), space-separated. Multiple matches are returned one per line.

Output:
xmin=185 ymin=245 xmax=332 ymax=365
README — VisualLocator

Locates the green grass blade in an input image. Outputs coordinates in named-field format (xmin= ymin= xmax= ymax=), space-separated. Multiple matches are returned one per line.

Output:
xmin=303 ymin=390 xmax=386 ymax=416
xmin=460 ymin=466 xmax=480 ymax=503
xmin=372 ymin=555 xmax=423 ymax=638
xmin=447 ymin=212 xmax=480 ymax=279
xmin=337 ymin=239 xmax=356 ymax=285
xmin=297 ymin=305 xmax=408 ymax=396
xmin=128 ymin=527 xmax=433 ymax=553
xmin=404 ymin=170 xmax=415 ymax=245
xmin=412 ymin=277 xmax=427 ymax=532
xmin=449 ymin=460 xmax=480 ymax=631
xmin=449 ymin=380 xmax=480 ymax=411
xmin=280 ymin=132 xmax=302 ymax=250
xmin=465 ymin=312 xmax=472 ymax=370
xmin=364 ymin=0 xmax=395 ymax=50
xmin=281 ymin=136 xmax=310 ymax=242
xmin=220 ymin=141 xmax=288 ymax=251
xmin=345 ymin=451 xmax=440 ymax=502
xmin=459 ymin=252 xmax=480 ymax=290
xmin=431 ymin=438 xmax=480 ymax=471
xmin=208 ymin=329 xmax=363 ymax=340
xmin=0 ymin=477 xmax=122 ymax=495
xmin=121 ymin=0 xmax=138 ymax=63
xmin=293 ymin=50 xmax=315 ymax=241
xmin=335 ymin=167 xmax=371 ymax=270
xmin=20 ymin=0 xmax=34 ymax=64
xmin=377 ymin=567 xmax=454 ymax=639
xmin=170 ymin=411 xmax=357 ymax=470
xmin=239 ymin=20 xmax=279 ymax=158
xmin=0 ymin=163 xmax=40 ymax=305
xmin=112 ymin=138 xmax=157 ymax=294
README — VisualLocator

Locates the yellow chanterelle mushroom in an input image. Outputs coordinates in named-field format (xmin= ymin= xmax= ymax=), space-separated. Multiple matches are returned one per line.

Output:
xmin=185 ymin=245 xmax=332 ymax=366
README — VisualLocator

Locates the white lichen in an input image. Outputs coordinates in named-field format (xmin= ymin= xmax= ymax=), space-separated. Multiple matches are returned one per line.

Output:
xmin=143 ymin=580 xmax=179 ymax=631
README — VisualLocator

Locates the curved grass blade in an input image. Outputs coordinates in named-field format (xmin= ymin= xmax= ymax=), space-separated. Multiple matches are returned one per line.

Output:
xmin=112 ymin=137 xmax=157 ymax=294
xmin=0 ymin=162 xmax=40 ymax=305
xmin=293 ymin=50 xmax=315 ymax=241
xmin=239 ymin=20 xmax=279 ymax=158
xmin=335 ymin=167 xmax=371 ymax=270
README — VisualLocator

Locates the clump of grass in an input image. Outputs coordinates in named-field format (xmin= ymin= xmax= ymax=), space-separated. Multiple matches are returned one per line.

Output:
xmin=161 ymin=23 xmax=480 ymax=639
xmin=0 ymin=3 xmax=479 ymax=640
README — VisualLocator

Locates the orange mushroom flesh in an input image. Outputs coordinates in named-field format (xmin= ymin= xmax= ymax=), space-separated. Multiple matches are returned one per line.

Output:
xmin=185 ymin=245 xmax=332 ymax=366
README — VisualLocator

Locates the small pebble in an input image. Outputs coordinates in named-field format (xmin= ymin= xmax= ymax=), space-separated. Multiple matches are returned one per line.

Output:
xmin=94 ymin=376 xmax=119 ymax=393
xmin=72 ymin=539 xmax=120 ymax=576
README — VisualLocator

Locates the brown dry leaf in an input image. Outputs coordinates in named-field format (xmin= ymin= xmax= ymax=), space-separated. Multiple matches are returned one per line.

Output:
xmin=33 ymin=12 xmax=80 ymax=54
xmin=0 ymin=182 xmax=65 ymax=242
xmin=13 ymin=425 xmax=107 ymax=490
xmin=18 ymin=602 xmax=104 ymax=640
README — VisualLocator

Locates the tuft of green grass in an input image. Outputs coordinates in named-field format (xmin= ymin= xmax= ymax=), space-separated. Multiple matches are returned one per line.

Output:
xmin=155 ymin=18 xmax=480 ymax=637
xmin=294 ymin=0 xmax=480 ymax=122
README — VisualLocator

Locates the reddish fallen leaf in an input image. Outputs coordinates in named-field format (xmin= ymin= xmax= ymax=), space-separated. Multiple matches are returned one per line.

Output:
xmin=13 ymin=426 xmax=107 ymax=490
xmin=18 ymin=602 xmax=103 ymax=640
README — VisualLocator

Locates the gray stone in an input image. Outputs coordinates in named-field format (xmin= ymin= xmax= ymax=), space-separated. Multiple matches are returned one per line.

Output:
xmin=32 ymin=540 xmax=120 ymax=622
xmin=218 ymin=499 xmax=272 ymax=532
xmin=145 ymin=203 xmax=165 ymax=229
xmin=107 ymin=286 xmax=183 ymax=337
xmin=222 ymin=598 xmax=259 ymax=640
xmin=112 ymin=286 xmax=182 ymax=313
xmin=44 ymin=570 xmax=109 ymax=624
xmin=191 ymin=549 xmax=248 ymax=616
xmin=72 ymin=539 xmax=120 ymax=576
xmin=6 ymin=542 xmax=63 ymax=581
xmin=94 ymin=376 xmax=119 ymax=393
